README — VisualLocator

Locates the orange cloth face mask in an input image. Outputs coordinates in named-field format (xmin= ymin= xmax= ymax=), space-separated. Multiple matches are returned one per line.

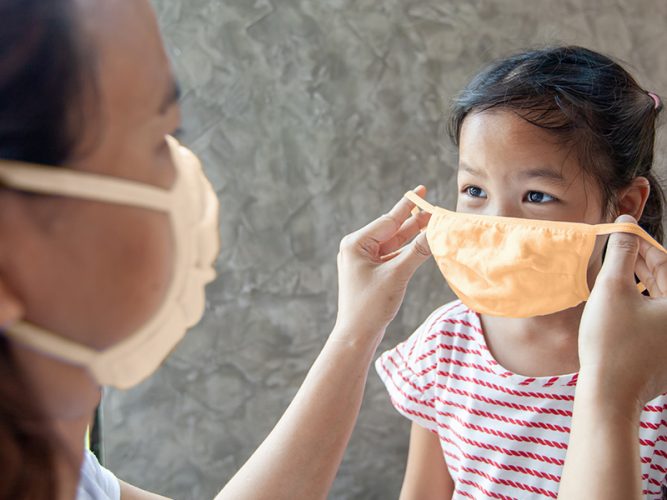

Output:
xmin=405 ymin=191 xmax=667 ymax=318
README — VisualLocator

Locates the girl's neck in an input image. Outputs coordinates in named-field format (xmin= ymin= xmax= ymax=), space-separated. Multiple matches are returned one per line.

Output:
xmin=484 ymin=303 xmax=584 ymax=339
xmin=480 ymin=304 xmax=584 ymax=377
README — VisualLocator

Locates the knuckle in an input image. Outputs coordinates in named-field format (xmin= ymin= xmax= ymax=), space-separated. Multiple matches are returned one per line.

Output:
xmin=610 ymin=236 xmax=639 ymax=253
xmin=413 ymin=239 xmax=431 ymax=257
xmin=394 ymin=234 xmax=407 ymax=248
xmin=379 ymin=213 xmax=399 ymax=229
xmin=339 ymin=234 xmax=355 ymax=252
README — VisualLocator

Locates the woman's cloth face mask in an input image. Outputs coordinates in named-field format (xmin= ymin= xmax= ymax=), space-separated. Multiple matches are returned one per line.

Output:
xmin=0 ymin=136 xmax=220 ymax=389
xmin=406 ymin=191 xmax=667 ymax=318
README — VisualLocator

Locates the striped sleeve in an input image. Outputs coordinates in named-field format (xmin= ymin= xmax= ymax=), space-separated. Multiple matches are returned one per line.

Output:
xmin=641 ymin=398 xmax=667 ymax=497
xmin=375 ymin=303 xmax=455 ymax=433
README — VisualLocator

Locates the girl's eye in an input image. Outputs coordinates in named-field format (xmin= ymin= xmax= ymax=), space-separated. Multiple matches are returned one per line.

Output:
xmin=465 ymin=186 xmax=487 ymax=198
xmin=526 ymin=191 xmax=555 ymax=203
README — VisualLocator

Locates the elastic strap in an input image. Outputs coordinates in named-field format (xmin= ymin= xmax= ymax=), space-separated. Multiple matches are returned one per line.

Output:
xmin=594 ymin=222 xmax=667 ymax=255
xmin=0 ymin=135 xmax=184 ymax=212
xmin=404 ymin=191 xmax=436 ymax=213
xmin=0 ymin=162 xmax=172 ymax=212
xmin=3 ymin=321 xmax=96 ymax=366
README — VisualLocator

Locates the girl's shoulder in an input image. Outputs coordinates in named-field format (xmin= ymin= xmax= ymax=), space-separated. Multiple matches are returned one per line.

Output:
xmin=417 ymin=299 xmax=482 ymax=339
xmin=374 ymin=300 xmax=484 ymax=429
xmin=378 ymin=300 xmax=482 ymax=372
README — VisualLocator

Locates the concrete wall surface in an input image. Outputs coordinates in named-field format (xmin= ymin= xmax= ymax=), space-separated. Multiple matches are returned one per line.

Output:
xmin=103 ymin=1 xmax=667 ymax=498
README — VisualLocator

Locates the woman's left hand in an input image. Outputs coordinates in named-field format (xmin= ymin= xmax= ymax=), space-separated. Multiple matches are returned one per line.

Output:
xmin=578 ymin=214 xmax=667 ymax=411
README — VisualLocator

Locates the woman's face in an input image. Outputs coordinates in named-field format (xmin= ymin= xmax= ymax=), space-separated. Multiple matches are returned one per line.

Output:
xmin=0 ymin=0 xmax=181 ymax=350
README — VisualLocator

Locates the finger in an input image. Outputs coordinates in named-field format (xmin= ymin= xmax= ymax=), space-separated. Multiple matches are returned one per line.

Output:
xmin=379 ymin=211 xmax=431 ymax=256
xmin=350 ymin=185 xmax=428 ymax=248
xmin=638 ymin=238 xmax=667 ymax=296
xmin=390 ymin=231 xmax=432 ymax=279
xmin=635 ymin=253 xmax=663 ymax=297
xmin=598 ymin=214 xmax=640 ymax=289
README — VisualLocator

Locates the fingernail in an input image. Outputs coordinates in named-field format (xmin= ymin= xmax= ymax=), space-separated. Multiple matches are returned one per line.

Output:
xmin=615 ymin=214 xmax=637 ymax=224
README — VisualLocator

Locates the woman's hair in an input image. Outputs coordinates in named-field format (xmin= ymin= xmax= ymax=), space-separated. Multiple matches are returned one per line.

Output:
xmin=0 ymin=0 xmax=92 ymax=165
xmin=0 ymin=338 xmax=59 ymax=498
xmin=0 ymin=0 xmax=94 ymax=497
xmin=449 ymin=46 xmax=665 ymax=243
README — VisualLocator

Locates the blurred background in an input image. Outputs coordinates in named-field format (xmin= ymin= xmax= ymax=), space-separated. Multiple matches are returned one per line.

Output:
xmin=102 ymin=1 xmax=667 ymax=498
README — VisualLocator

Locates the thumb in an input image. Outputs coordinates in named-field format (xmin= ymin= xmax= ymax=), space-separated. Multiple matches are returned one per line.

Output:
xmin=392 ymin=231 xmax=432 ymax=280
xmin=598 ymin=214 xmax=641 ymax=288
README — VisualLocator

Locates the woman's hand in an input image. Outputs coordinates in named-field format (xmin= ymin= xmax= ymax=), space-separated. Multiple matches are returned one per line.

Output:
xmin=217 ymin=187 xmax=432 ymax=500
xmin=332 ymin=186 xmax=432 ymax=344
xmin=578 ymin=214 xmax=667 ymax=412
xmin=559 ymin=215 xmax=667 ymax=500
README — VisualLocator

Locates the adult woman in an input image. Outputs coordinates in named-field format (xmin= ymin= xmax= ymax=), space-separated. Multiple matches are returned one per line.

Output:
xmin=1 ymin=1 xmax=666 ymax=500
xmin=0 ymin=1 xmax=431 ymax=498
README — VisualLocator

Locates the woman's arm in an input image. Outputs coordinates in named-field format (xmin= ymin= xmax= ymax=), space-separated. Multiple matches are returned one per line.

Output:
xmin=399 ymin=423 xmax=454 ymax=500
xmin=559 ymin=215 xmax=667 ymax=499
xmin=215 ymin=188 xmax=432 ymax=500
xmin=558 ymin=375 xmax=643 ymax=500
xmin=120 ymin=480 xmax=172 ymax=500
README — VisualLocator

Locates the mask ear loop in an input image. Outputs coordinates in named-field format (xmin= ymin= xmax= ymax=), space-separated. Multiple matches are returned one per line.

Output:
xmin=594 ymin=222 xmax=667 ymax=295
xmin=404 ymin=190 xmax=436 ymax=214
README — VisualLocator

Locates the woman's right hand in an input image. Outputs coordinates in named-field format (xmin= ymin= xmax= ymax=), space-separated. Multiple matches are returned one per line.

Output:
xmin=578 ymin=215 xmax=667 ymax=411
xmin=332 ymin=186 xmax=432 ymax=346
xmin=218 ymin=187 xmax=433 ymax=500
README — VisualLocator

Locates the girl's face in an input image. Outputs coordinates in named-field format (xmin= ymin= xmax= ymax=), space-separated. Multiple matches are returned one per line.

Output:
xmin=456 ymin=109 xmax=609 ymax=288
xmin=456 ymin=109 xmax=606 ymax=224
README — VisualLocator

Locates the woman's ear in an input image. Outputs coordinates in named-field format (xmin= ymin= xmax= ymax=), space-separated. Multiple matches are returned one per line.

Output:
xmin=0 ymin=278 xmax=24 ymax=328
xmin=616 ymin=176 xmax=651 ymax=221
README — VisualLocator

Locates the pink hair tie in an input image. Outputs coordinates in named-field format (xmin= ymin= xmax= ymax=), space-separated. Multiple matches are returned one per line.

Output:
xmin=648 ymin=92 xmax=661 ymax=110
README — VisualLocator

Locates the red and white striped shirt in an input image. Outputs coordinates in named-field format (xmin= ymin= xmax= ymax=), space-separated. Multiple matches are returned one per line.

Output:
xmin=376 ymin=300 xmax=667 ymax=499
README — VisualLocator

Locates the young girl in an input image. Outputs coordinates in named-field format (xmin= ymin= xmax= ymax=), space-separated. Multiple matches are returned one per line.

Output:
xmin=376 ymin=46 xmax=667 ymax=498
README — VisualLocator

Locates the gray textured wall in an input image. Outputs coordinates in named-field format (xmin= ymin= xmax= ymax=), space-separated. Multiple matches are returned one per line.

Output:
xmin=103 ymin=1 xmax=667 ymax=499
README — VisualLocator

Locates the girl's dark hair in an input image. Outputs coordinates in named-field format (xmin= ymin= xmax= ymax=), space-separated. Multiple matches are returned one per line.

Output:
xmin=0 ymin=0 xmax=93 ymax=497
xmin=449 ymin=46 xmax=665 ymax=243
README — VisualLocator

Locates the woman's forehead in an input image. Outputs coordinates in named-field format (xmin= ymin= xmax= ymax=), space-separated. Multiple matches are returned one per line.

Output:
xmin=78 ymin=0 xmax=172 ymax=121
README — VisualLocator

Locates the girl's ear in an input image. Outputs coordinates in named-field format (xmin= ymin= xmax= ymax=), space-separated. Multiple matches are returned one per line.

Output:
xmin=617 ymin=176 xmax=651 ymax=221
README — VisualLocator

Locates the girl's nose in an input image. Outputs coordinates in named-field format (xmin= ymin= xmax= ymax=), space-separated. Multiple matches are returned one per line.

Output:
xmin=485 ymin=200 xmax=523 ymax=219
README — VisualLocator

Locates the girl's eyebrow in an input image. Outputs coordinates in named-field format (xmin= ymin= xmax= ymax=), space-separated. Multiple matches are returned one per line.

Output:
xmin=460 ymin=162 xmax=568 ymax=185
xmin=518 ymin=167 xmax=567 ymax=185
xmin=459 ymin=162 xmax=487 ymax=178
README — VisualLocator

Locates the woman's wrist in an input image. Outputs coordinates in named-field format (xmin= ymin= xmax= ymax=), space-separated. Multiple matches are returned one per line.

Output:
xmin=575 ymin=370 xmax=644 ymax=424
xmin=328 ymin=321 xmax=385 ymax=353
